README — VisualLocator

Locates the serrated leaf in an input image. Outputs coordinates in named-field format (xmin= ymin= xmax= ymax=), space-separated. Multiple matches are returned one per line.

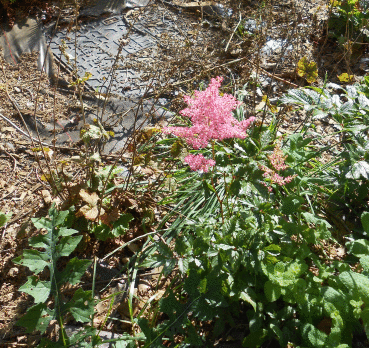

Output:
xmin=79 ymin=189 xmax=99 ymax=206
xmin=338 ymin=72 xmax=354 ymax=83
xmin=297 ymin=57 xmax=318 ymax=83
xmin=66 ymin=289 xmax=94 ymax=323
xmin=19 ymin=276 xmax=51 ymax=303
xmin=178 ymin=257 xmax=189 ymax=274
xmin=281 ymin=195 xmax=304 ymax=215
xmin=170 ymin=140 xmax=183 ymax=157
xmin=78 ymin=205 xmax=105 ymax=221
xmin=16 ymin=303 xmax=52 ymax=333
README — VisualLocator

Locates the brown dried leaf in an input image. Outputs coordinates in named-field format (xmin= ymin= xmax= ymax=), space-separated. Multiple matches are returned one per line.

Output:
xmin=78 ymin=205 xmax=105 ymax=221
xmin=79 ymin=189 xmax=99 ymax=206
xmin=100 ymin=207 xmax=120 ymax=226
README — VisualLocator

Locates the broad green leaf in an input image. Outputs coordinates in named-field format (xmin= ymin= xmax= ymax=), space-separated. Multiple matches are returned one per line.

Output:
xmin=338 ymin=271 xmax=369 ymax=303
xmin=302 ymin=323 xmax=327 ymax=347
xmin=302 ymin=212 xmax=331 ymax=228
xmin=346 ymin=239 xmax=369 ymax=258
xmin=243 ymin=329 xmax=268 ymax=348
xmin=16 ymin=303 xmax=52 ymax=333
xmin=264 ymin=244 xmax=281 ymax=255
xmin=31 ymin=217 xmax=53 ymax=231
xmin=19 ymin=276 xmax=51 ymax=303
xmin=13 ymin=250 xmax=49 ymax=274
xmin=321 ymin=286 xmax=349 ymax=315
xmin=55 ymin=235 xmax=83 ymax=257
xmin=58 ymin=227 xmax=79 ymax=237
xmin=66 ymin=289 xmax=94 ymax=323
xmin=59 ymin=258 xmax=91 ymax=285
xmin=262 ymin=260 xmax=308 ymax=287
xmin=264 ymin=280 xmax=281 ymax=302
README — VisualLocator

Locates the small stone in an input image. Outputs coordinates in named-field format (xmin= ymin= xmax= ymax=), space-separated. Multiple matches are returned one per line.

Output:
xmin=8 ymin=267 xmax=19 ymax=277
xmin=14 ymin=87 xmax=21 ymax=93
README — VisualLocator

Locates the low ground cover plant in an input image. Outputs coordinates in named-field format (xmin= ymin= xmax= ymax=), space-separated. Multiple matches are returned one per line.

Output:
xmin=13 ymin=75 xmax=369 ymax=347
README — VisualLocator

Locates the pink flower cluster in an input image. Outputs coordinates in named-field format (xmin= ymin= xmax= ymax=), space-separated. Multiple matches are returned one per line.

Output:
xmin=260 ymin=146 xmax=296 ymax=192
xmin=163 ymin=76 xmax=255 ymax=172
xmin=184 ymin=154 xmax=216 ymax=173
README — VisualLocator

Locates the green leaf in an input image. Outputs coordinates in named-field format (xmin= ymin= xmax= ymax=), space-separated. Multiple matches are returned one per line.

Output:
xmin=58 ymin=227 xmax=79 ymax=237
xmin=16 ymin=303 xmax=52 ymax=333
xmin=281 ymin=195 xmax=304 ymax=215
xmin=243 ymin=329 xmax=268 ymax=348
xmin=302 ymin=323 xmax=327 ymax=347
xmin=240 ymin=289 xmax=257 ymax=311
xmin=66 ymin=289 xmax=94 ymax=323
xmin=346 ymin=160 xmax=369 ymax=179
xmin=56 ymin=235 xmax=83 ymax=257
xmin=59 ymin=258 xmax=91 ymax=285
xmin=111 ymin=213 xmax=133 ymax=238
xmin=264 ymin=244 xmax=281 ymax=256
xmin=0 ymin=212 xmax=11 ymax=227
xmin=262 ymin=260 xmax=308 ymax=287
xmin=361 ymin=212 xmax=369 ymax=233
xmin=19 ymin=276 xmax=51 ymax=303
xmin=13 ymin=249 xmax=49 ymax=274
xmin=346 ymin=239 xmax=369 ymax=258
xmin=361 ymin=308 xmax=369 ymax=341
xmin=360 ymin=255 xmax=369 ymax=273
xmin=338 ymin=271 xmax=369 ymax=304
xmin=264 ymin=280 xmax=281 ymax=302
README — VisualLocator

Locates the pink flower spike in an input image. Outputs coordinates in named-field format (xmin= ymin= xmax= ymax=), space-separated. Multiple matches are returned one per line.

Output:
xmin=163 ymin=76 xmax=255 ymax=149
xmin=184 ymin=154 xmax=216 ymax=173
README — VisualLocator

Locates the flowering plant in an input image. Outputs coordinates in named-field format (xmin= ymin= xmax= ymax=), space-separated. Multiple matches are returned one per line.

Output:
xmin=163 ymin=76 xmax=255 ymax=172
xmin=260 ymin=146 xmax=296 ymax=192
